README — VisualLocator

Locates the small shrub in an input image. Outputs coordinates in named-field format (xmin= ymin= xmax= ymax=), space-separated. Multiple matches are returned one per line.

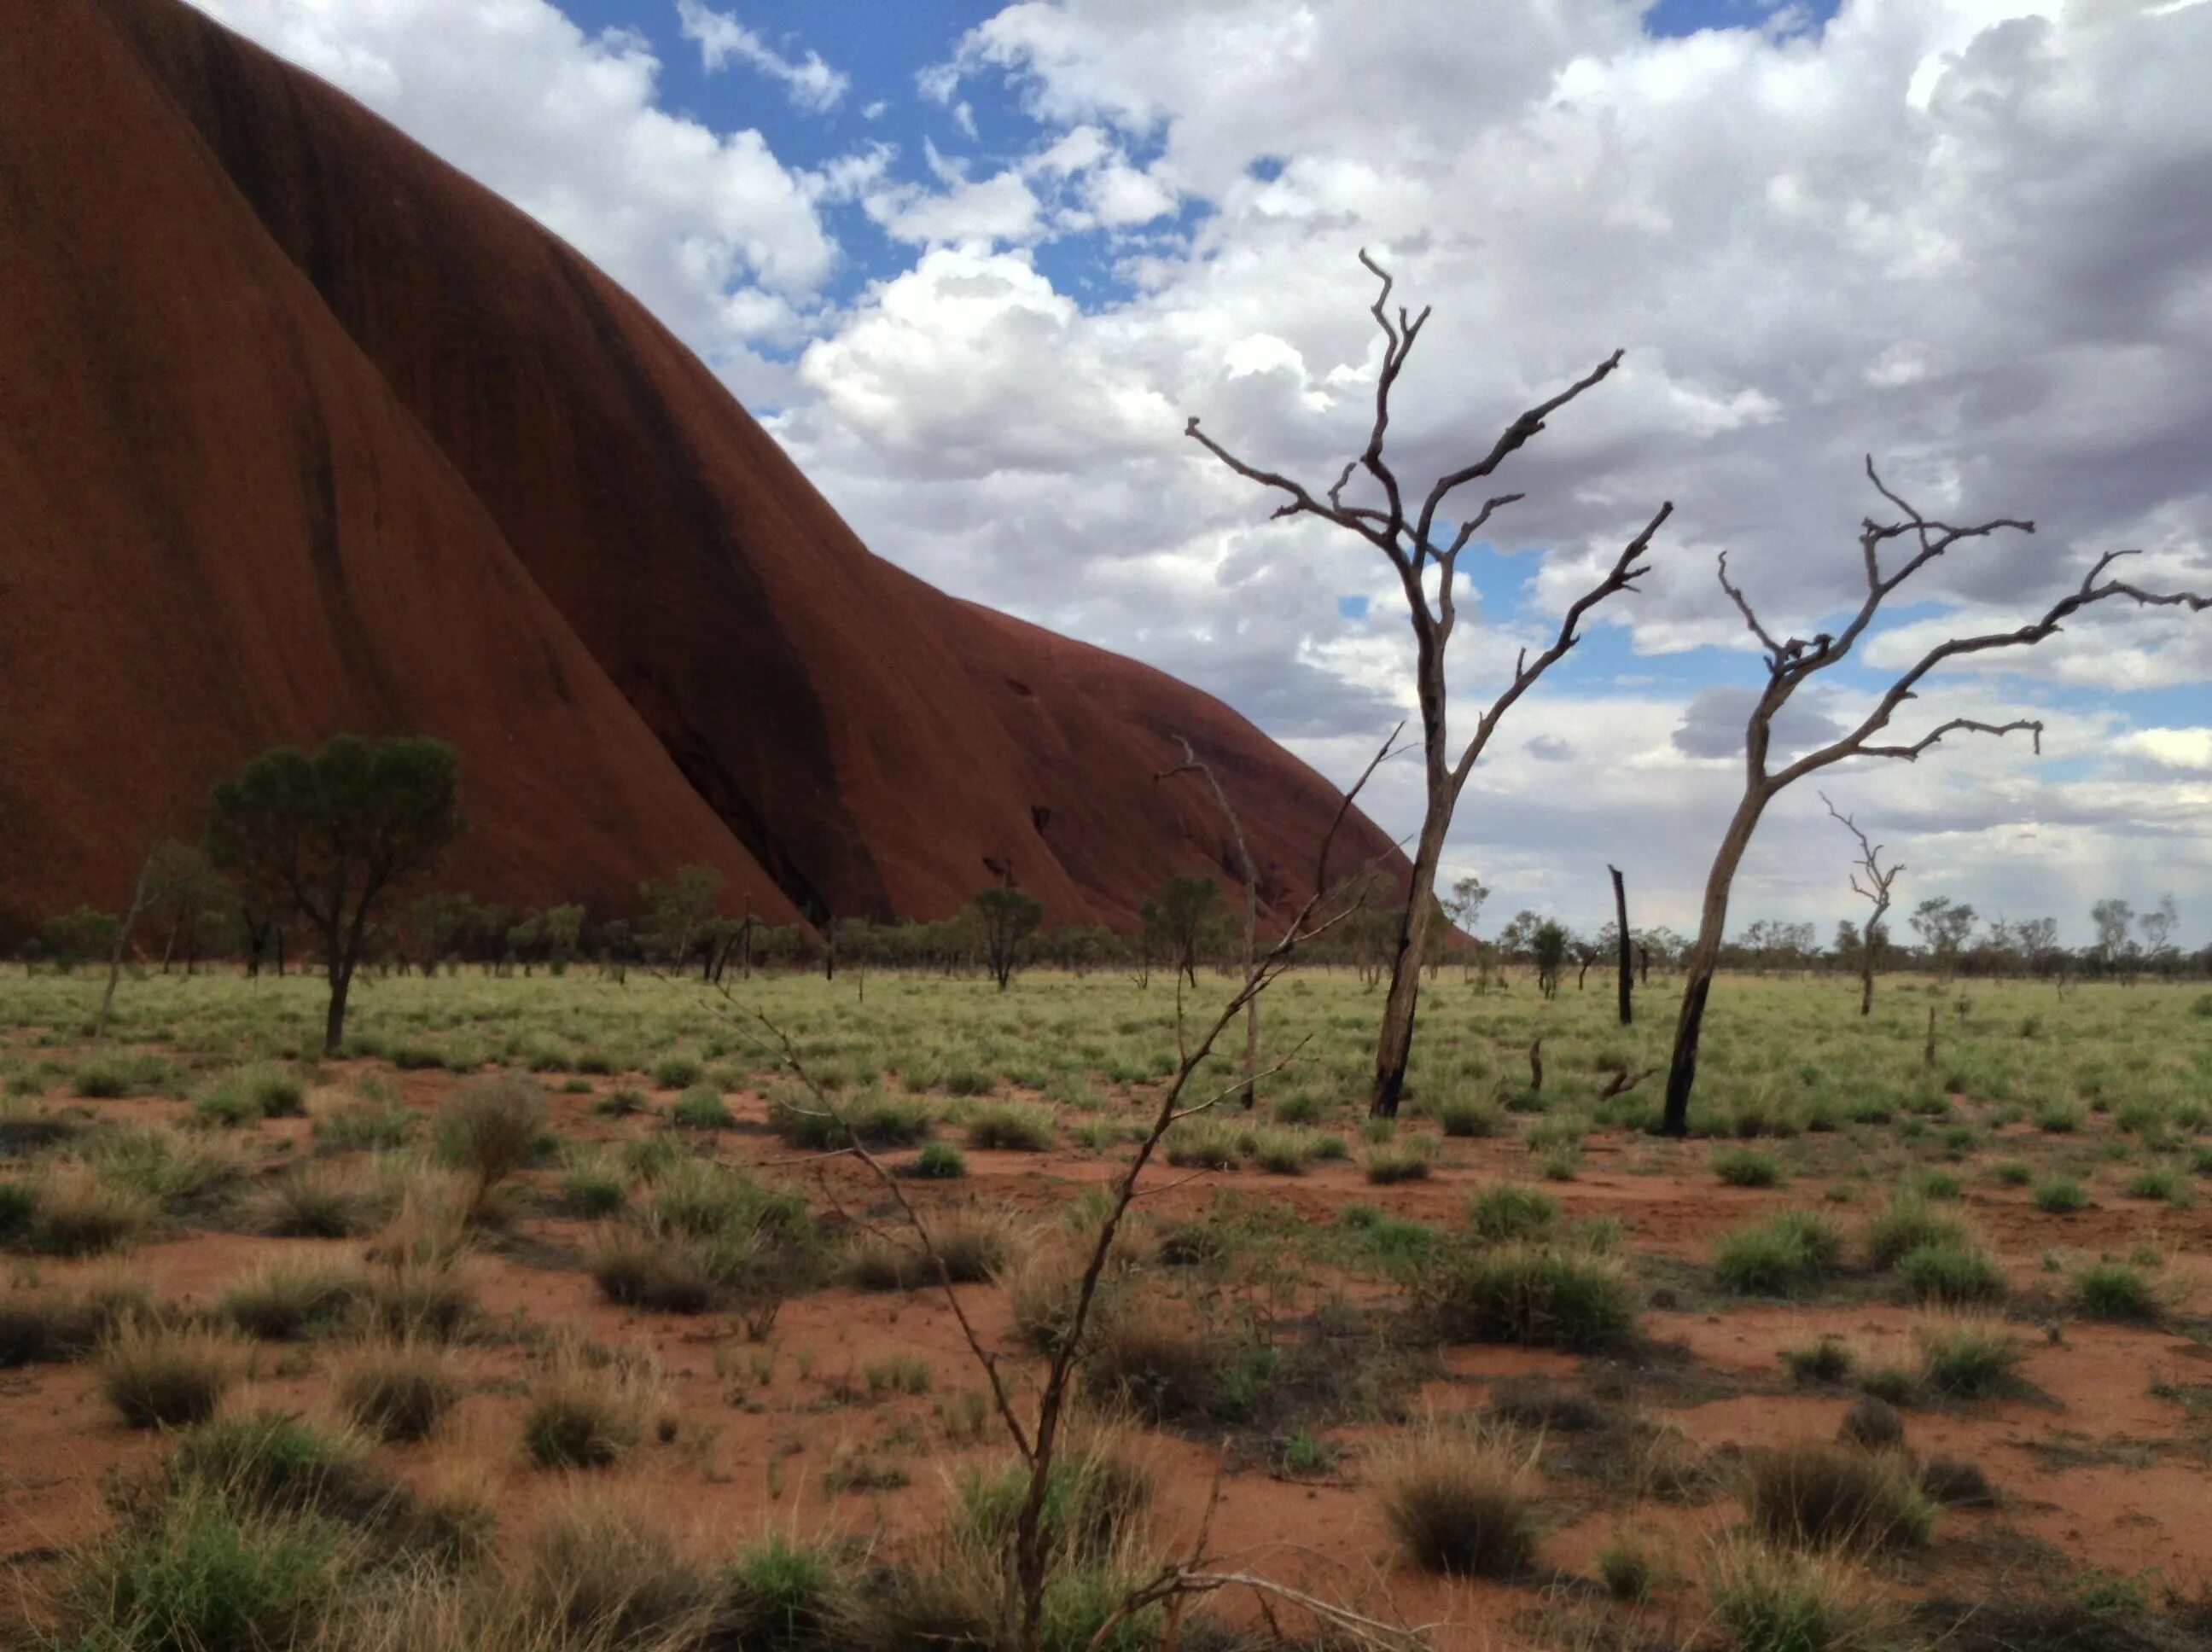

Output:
xmin=515 ymin=1488 xmax=719 ymax=1645
xmin=1708 ymin=1538 xmax=1883 ymax=1652
xmin=1487 ymin=1374 xmax=1609 ymax=1433
xmin=1253 ymin=1128 xmax=1322 ymax=1175
xmin=2072 ymin=1262 xmax=2160 ymax=1323
xmin=1163 ymin=1117 xmax=1251 ymax=1170
xmin=1376 ymin=1426 xmax=1539 ymax=1578
xmin=1895 ymin=1242 xmax=2006 ymax=1306
xmin=724 ymin=1530 xmax=851 ymax=1647
xmin=1714 ymin=1211 xmax=1844 ymax=1295
xmin=1743 ymin=1440 xmax=1935 ymax=1551
xmin=1365 ymin=1135 xmax=1438 ymax=1184
xmin=73 ymin=1051 xmax=172 ymax=1099
xmin=432 ymin=1076 xmax=546 ymax=1197
xmin=1992 ymin=1160 xmax=2032 ymax=1187
xmin=1903 ymin=1169 xmax=1962 ymax=1201
xmin=358 ymin=1257 xmax=475 ymax=1342
xmin=20 ymin=1162 xmax=157 ymax=1255
xmin=1918 ymin=1456 xmax=1996 ymax=1507
xmin=1915 ymin=1318 xmax=2024 ymax=1399
xmin=521 ymin=1347 xmax=651 ymax=1469
xmin=2035 ymin=1102 xmax=2085 ymax=1134
xmin=1779 ymin=1338 xmax=1854 ymax=1386
xmin=252 ymin=1161 xmax=391 ymax=1239
xmin=669 ymin=1085 xmax=731 ymax=1130
xmin=0 ymin=1275 xmax=148 ymax=1367
xmin=1595 ymin=1527 xmax=1660 ymax=1603
xmin=335 ymin=1339 xmax=462 ymax=1442
xmin=2033 ymin=1177 xmax=2089 ymax=1214
xmin=1465 ymin=1184 xmax=1558 ymax=1243
xmin=219 ymin=1261 xmax=364 ymax=1341
xmin=847 ymin=1210 xmax=1010 ymax=1291
xmin=1436 ymin=1097 xmax=1499 ymax=1137
xmin=309 ymin=1091 xmax=413 ymax=1151
xmin=907 ymin=1142 xmax=967 ymax=1179
xmin=99 ymin=1322 xmax=241 ymax=1428
xmin=1860 ymin=1195 xmax=1965 ymax=1271
xmin=1837 ymin=1395 xmax=1906 ymax=1450
xmin=650 ymin=1053 xmax=704 ymax=1090
xmin=557 ymin=1156 xmax=627 ymax=1217
xmin=1714 ymin=1148 xmax=1784 ymax=1189
xmin=2125 ymin=1165 xmax=2191 ymax=1207
xmin=1856 ymin=1364 xmax=1918 ymax=1406
xmin=964 ymin=1102 xmax=1057 ymax=1153
xmin=589 ymin=1228 xmax=716 ymax=1314
xmin=1414 ymin=1240 xmax=1637 ymax=1349
xmin=195 ymin=1062 xmax=307 ymax=1126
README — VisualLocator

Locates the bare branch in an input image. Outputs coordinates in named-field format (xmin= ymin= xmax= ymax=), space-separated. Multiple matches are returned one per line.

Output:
xmin=1855 ymin=716 xmax=2044 ymax=762
xmin=1717 ymin=550 xmax=1788 ymax=667
xmin=1413 ymin=349 xmax=1625 ymax=551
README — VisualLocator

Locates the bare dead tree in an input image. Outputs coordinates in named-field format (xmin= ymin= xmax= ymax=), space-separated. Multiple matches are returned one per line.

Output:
xmin=719 ymin=731 xmax=1410 ymax=1652
xmin=1661 ymin=460 xmax=2211 ymax=1134
xmin=1187 ymin=251 xmax=1672 ymax=1116
xmin=95 ymin=808 xmax=176 ymax=1041
xmin=1608 ymin=864 xmax=1633 ymax=1026
xmin=1822 ymin=793 xmax=1902 ymax=1019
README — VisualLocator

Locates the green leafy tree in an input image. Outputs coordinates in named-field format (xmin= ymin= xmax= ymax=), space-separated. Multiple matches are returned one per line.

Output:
xmin=204 ymin=736 xmax=460 ymax=1053
xmin=638 ymin=865 xmax=725 ymax=967
xmin=1533 ymin=919 xmax=1569 ymax=999
xmin=973 ymin=887 xmax=1044 ymax=991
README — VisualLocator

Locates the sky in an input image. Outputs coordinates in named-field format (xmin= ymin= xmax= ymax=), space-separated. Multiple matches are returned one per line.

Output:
xmin=185 ymin=0 xmax=2212 ymax=946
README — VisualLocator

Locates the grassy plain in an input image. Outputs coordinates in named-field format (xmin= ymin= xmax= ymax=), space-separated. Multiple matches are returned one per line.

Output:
xmin=3 ymin=963 xmax=2210 ymax=1650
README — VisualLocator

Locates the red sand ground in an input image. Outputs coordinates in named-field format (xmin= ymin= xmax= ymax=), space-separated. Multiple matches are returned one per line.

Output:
xmin=0 ymin=0 xmax=1406 ymax=939
xmin=7 ymin=1065 xmax=2210 ymax=1649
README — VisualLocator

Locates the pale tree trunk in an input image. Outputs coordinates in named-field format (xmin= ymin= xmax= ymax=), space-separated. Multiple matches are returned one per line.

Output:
xmin=1370 ymin=789 xmax=1452 ymax=1118
xmin=1663 ymin=790 xmax=1770 ymax=1135
xmin=1859 ymin=900 xmax=1885 ymax=1018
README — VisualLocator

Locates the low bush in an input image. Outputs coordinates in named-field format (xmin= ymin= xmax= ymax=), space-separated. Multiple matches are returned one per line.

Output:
xmin=905 ymin=1141 xmax=967 ymax=1179
xmin=1365 ymin=1135 xmax=1438 ymax=1184
xmin=431 ymin=1076 xmax=545 ymax=1201
xmin=18 ymin=1162 xmax=158 ymax=1256
xmin=669 ymin=1085 xmax=731 ymax=1130
xmin=1436 ymin=1096 xmax=1500 ymax=1137
xmin=963 ymin=1102 xmax=1057 ymax=1153
xmin=1713 ymin=1148 xmax=1785 ymax=1188
xmin=1837 ymin=1395 xmax=1906 ymax=1450
xmin=2072 ymin=1261 xmax=2161 ymax=1323
xmin=252 ymin=1161 xmax=393 ymax=1239
xmin=1860 ymin=1195 xmax=1965 ymax=1271
xmin=1708 ymin=1537 xmax=1885 ymax=1652
xmin=1714 ymin=1210 xmax=1844 ymax=1295
xmin=0 ymin=1275 xmax=148 ymax=1368
xmin=1743 ymin=1440 xmax=1935 ymax=1552
xmin=513 ymin=1487 xmax=719 ymax=1646
xmin=1376 ymin=1425 xmax=1539 ymax=1579
xmin=1895 ymin=1242 xmax=2006 ymax=1306
xmin=335 ymin=1339 xmax=462 ymax=1442
xmin=1465 ymin=1184 xmax=1559 ymax=1243
xmin=521 ymin=1347 xmax=652 ymax=1469
xmin=1915 ymin=1318 xmax=2025 ymax=1399
xmin=649 ymin=1053 xmax=704 ymax=1090
xmin=195 ymin=1062 xmax=306 ymax=1126
xmin=1413 ymin=1240 xmax=1637 ymax=1349
xmin=1778 ymin=1338 xmax=1854 ymax=1386
xmin=99 ymin=1322 xmax=242 ymax=1428
xmin=219 ymin=1261 xmax=366 ymax=1341
xmin=589 ymin=1227 xmax=717 ymax=1314
xmin=2033 ymin=1177 xmax=2090 ymax=1214
xmin=1162 ymin=1117 xmax=1251 ymax=1170
xmin=1918 ymin=1456 xmax=1997 ymax=1507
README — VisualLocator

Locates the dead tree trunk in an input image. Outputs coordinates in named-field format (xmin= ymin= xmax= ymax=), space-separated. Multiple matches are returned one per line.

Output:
xmin=1610 ymin=864 xmax=1633 ymax=1026
xmin=1823 ymin=793 xmax=1900 ymax=1020
xmin=1662 ymin=459 xmax=2209 ymax=1135
xmin=1187 ymin=252 xmax=1671 ymax=1118
xmin=1159 ymin=736 xmax=1262 ymax=1108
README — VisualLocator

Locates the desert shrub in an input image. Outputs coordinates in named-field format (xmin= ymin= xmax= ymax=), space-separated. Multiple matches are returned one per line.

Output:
xmin=1743 ymin=1440 xmax=1935 ymax=1551
xmin=1365 ymin=1135 xmax=1438 ymax=1184
xmin=0 ymin=1177 xmax=36 ymax=1236
xmin=2035 ymin=1102 xmax=2085 ymax=1134
xmin=1837 ymin=1395 xmax=1906 ymax=1450
xmin=1376 ymin=1425 xmax=1539 ymax=1578
xmin=1162 ymin=1117 xmax=1251 ymax=1170
xmin=195 ymin=1062 xmax=306 ymax=1126
xmin=724 ymin=1530 xmax=853 ymax=1648
xmin=2124 ymin=1165 xmax=2191 ymax=1207
xmin=1905 ymin=1169 xmax=1964 ymax=1201
xmin=1856 ymin=1364 xmax=1918 ymax=1406
xmin=588 ymin=1226 xmax=717 ymax=1314
xmin=309 ymin=1090 xmax=414 ymax=1151
xmin=1708 ymin=1538 xmax=1884 ymax=1652
xmin=669 ymin=1085 xmax=731 ymax=1130
xmin=99 ymin=1322 xmax=242 ymax=1428
xmin=358 ymin=1256 xmax=475 ymax=1342
xmin=1714 ymin=1210 xmax=1844 ymax=1295
xmin=1914 ymin=1318 xmax=2024 ymax=1399
xmin=252 ymin=1160 xmax=392 ymax=1239
xmin=1895 ymin=1242 xmax=2006 ymax=1306
xmin=0 ymin=1276 xmax=148 ymax=1367
xmin=2071 ymin=1261 xmax=2161 ymax=1323
xmin=1860 ymin=1195 xmax=1965 ymax=1271
xmin=512 ymin=1487 xmax=719 ymax=1646
xmin=1414 ymin=1240 xmax=1637 ymax=1349
xmin=2033 ymin=1177 xmax=2090 ymax=1214
xmin=521 ymin=1347 xmax=652 ymax=1469
xmin=165 ymin=1412 xmax=407 ymax=1533
xmin=1436 ymin=1096 xmax=1500 ymax=1137
xmin=1595 ymin=1527 xmax=1661 ymax=1603
xmin=965 ymin=1102 xmax=1058 ymax=1153
xmin=1778 ymin=1338 xmax=1854 ymax=1386
xmin=73 ymin=1051 xmax=176 ymax=1100
xmin=649 ymin=1053 xmax=704 ymax=1090
xmin=998 ymin=1242 xmax=1109 ymax=1354
xmin=556 ymin=1155 xmax=626 ymax=1217
xmin=431 ymin=1075 xmax=545 ymax=1201
xmin=83 ymin=1125 xmax=248 ymax=1211
xmin=19 ymin=1161 xmax=158 ymax=1255
xmin=1713 ymin=1148 xmax=1785 ymax=1188
xmin=219 ymin=1260 xmax=365 ymax=1341
xmin=1465 ymin=1183 xmax=1559 ymax=1243
xmin=58 ymin=1482 xmax=346 ymax=1652
xmin=1082 ymin=1314 xmax=1224 ymax=1422
xmin=1918 ymin=1456 xmax=1996 ymax=1507
xmin=846 ymin=1210 xmax=1011 ymax=1292
xmin=335 ymin=1340 xmax=462 ymax=1443
xmin=906 ymin=1141 xmax=968 ymax=1180
xmin=1252 ymin=1128 xmax=1323 ymax=1175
